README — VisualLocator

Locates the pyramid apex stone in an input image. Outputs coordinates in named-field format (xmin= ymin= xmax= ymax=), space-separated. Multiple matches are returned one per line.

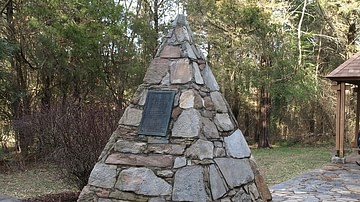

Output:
xmin=172 ymin=14 xmax=188 ymax=27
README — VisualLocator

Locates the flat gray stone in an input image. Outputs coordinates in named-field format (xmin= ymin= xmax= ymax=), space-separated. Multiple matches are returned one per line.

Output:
xmin=114 ymin=140 xmax=147 ymax=154
xmin=160 ymin=72 xmax=170 ymax=85
xmin=170 ymin=58 xmax=192 ymax=84
xmin=118 ymin=107 xmax=142 ymax=126
xmin=193 ymin=62 xmax=204 ymax=84
xmin=0 ymin=195 xmax=20 ymax=202
xmin=247 ymin=183 xmax=260 ymax=200
xmin=172 ymin=166 xmax=208 ymax=202
xmin=214 ymin=113 xmax=234 ymax=131
xmin=191 ymin=44 xmax=201 ymax=59
xmin=185 ymin=139 xmax=214 ymax=160
xmin=143 ymin=58 xmax=170 ymax=84
xmin=214 ymin=158 xmax=254 ymax=188
xmin=202 ymin=117 xmax=220 ymax=139
xmin=174 ymin=157 xmax=187 ymax=168
xmin=209 ymin=164 xmax=228 ymax=200
xmin=214 ymin=147 xmax=226 ymax=157
xmin=183 ymin=42 xmax=197 ymax=60
xmin=172 ymin=108 xmax=201 ymax=138
xmin=232 ymin=188 xmax=252 ymax=202
xmin=179 ymin=90 xmax=194 ymax=109
xmin=116 ymin=167 xmax=172 ymax=196
xmin=175 ymin=26 xmax=190 ymax=42
xmin=138 ymin=89 xmax=148 ymax=106
xmin=160 ymin=45 xmax=181 ymax=58
xmin=148 ymin=198 xmax=166 ymax=202
xmin=156 ymin=170 xmax=174 ymax=178
xmin=97 ymin=199 xmax=112 ymax=202
xmin=224 ymin=129 xmax=251 ymax=158
xmin=88 ymin=163 xmax=117 ymax=188
xmin=202 ymin=64 xmax=220 ymax=91
xmin=210 ymin=91 xmax=228 ymax=113
xmin=106 ymin=153 xmax=173 ymax=168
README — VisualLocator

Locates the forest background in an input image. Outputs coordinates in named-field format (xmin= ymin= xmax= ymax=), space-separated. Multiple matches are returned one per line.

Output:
xmin=1 ymin=0 xmax=360 ymax=188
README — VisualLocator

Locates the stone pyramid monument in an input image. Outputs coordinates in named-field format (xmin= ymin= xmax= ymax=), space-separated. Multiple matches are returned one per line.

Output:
xmin=78 ymin=15 xmax=271 ymax=202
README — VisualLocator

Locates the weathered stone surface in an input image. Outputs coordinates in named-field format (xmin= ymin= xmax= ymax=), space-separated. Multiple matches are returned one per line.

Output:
xmin=88 ymin=163 xmax=117 ymax=188
xmin=209 ymin=164 xmax=228 ymax=200
xmin=179 ymin=90 xmax=194 ymax=109
xmin=248 ymin=183 xmax=260 ymax=201
xmin=214 ymin=158 xmax=254 ymax=188
xmin=224 ymin=129 xmax=251 ymax=158
xmin=118 ymin=107 xmax=142 ymax=126
xmin=174 ymin=157 xmax=187 ymax=169
xmin=214 ymin=113 xmax=234 ymax=131
xmin=170 ymin=144 xmax=187 ymax=155
xmin=172 ymin=166 xmax=208 ymax=202
xmin=147 ymin=144 xmax=186 ymax=155
xmin=191 ymin=44 xmax=201 ymax=59
xmin=202 ymin=64 xmax=220 ymax=91
xmin=116 ymin=167 xmax=172 ymax=196
xmin=78 ymin=186 xmax=97 ymax=202
xmin=114 ymin=140 xmax=146 ymax=154
xmin=172 ymin=108 xmax=201 ymax=137
xmin=147 ymin=137 xmax=169 ymax=144
xmin=193 ymin=62 xmax=204 ymax=85
xmin=210 ymin=91 xmax=228 ymax=113
xmin=95 ymin=189 xmax=110 ymax=198
xmin=97 ymin=199 xmax=112 ymax=202
xmin=175 ymin=26 xmax=190 ymax=42
xmin=201 ymin=109 xmax=214 ymax=118
xmin=185 ymin=139 xmax=214 ymax=160
xmin=138 ymin=89 xmax=148 ymax=106
xmin=143 ymin=58 xmax=170 ymax=84
xmin=202 ymin=117 xmax=220 ymax=139
xmin=194 ymin=92 xmax=204 ymax=109
xmin=170 ymin=58 xmax=192 ymax=84
xmin=156 ymin=170 xmax=174 ymax=178
xmin=106 ymin=153 xmax=173 ymax=168
xmin=232 ymin=189 xmax=252 ymax=202
xmin=109 ymin=190 xmax=148 ymax=202
xmin=161 ymin=72 xmax=170 ymax=86
xmin=183 ymin=42 xmax=197 ymax=60
xmin=149 ymin=197 xmax=166 ymax=202
xmin=203 ymin=96 xmax=215 ymax=111
xmin=214 ymin=147 xmax=226 ymax=157
xmin=160 ymin=45 xmax=181 ymax=58
xmin=171 ymin=106 xmax=182 ymax=119
xmin=255 ymin=174 xmax=272 ymax=201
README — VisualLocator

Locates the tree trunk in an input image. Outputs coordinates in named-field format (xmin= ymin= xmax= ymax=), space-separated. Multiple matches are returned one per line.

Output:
xmin=258 ymin=86 xmax=271 ymax=148
xmin=6 ymin=0 xmax=33 ymax=157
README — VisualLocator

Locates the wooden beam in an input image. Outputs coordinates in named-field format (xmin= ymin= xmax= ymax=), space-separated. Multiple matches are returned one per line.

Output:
xmin=339 ymin=82 xmax=346 ymax=158
xmin=331 ymin=84 xmax=351 ymax=91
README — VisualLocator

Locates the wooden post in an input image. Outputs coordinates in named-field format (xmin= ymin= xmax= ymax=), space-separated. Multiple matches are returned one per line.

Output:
xmin=339 ymin=82 xmax=346 ymax=158
xmin=336 ymin=84 xmax=341 ymax=156
xmin=355 ymin=87 xmax=360 ymax=148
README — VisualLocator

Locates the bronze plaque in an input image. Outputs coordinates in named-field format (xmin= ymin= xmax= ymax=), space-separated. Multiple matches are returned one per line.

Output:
xmin=138 ymin=90 xmax=176 ymax=136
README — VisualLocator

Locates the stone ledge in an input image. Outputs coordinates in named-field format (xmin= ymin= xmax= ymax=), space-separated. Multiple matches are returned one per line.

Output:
xmin=106 ymin=153 xmax=173 ymax=168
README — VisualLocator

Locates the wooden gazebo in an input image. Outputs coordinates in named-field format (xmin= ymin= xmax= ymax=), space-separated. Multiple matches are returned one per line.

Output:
xmin=327 ymin=52 xmax=360 ymax=158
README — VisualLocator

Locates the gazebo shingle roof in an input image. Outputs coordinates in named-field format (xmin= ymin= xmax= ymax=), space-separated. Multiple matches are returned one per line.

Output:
xmin=327 ymin=52 xmax=360 ymax=84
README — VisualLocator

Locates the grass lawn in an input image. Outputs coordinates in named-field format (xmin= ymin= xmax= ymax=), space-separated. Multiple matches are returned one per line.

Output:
xmin=251 ymin=146 xmax=333 ymax=187
xmin=0 ymin=163 xmax=78 ymax=199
